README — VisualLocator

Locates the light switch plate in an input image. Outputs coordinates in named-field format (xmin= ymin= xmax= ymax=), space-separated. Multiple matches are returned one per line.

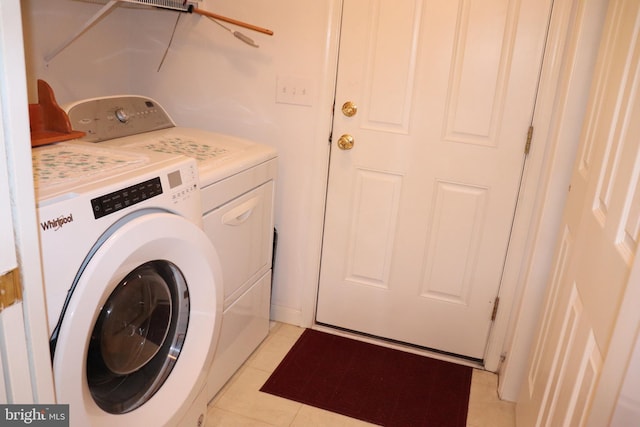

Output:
xmin=276 ymin=75 xmax=314 ymax=106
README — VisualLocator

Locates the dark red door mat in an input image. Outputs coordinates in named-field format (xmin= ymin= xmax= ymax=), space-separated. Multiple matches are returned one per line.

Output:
xmin=260 ymin=329 xmax=473 ymax=427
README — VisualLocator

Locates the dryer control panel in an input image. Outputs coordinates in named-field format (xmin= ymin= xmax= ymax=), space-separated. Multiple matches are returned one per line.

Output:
xmin=65 ymin=96 xmax=176 ymax=142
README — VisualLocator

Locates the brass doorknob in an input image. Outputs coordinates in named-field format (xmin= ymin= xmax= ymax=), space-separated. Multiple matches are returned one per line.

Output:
xmin=337 ymin=134 xmax=354 ymax=150
xmin=341 ymin=101 xmax=358 ymax=117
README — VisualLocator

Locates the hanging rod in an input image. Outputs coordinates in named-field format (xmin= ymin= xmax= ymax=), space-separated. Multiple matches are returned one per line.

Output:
xmin=45 ymin=0 xmax=273 ymax=64
xmin=120 ymin=0 xmax=273 ymax=35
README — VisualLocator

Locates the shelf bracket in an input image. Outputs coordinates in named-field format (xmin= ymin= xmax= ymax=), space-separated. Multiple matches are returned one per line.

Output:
xmin=44 ymin=0 xmax=119 ymax=64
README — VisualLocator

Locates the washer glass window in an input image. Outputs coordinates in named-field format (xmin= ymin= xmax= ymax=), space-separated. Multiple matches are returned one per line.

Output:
xmin=87 ymin=260 xmax=189 ymax=414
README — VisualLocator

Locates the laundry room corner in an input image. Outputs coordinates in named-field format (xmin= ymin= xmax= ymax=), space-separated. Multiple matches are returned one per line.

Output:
xmin=21 ymin=0 xmax=344 ymax=328
xmin=124 ymin=0 xmax=344 ymax=327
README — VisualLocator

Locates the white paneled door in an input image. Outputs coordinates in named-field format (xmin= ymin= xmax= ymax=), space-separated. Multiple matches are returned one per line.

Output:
xmin=517 ymin=0 xmax=640 ymax=424
xmin=317 ymin=0 xmax=553 ymax=359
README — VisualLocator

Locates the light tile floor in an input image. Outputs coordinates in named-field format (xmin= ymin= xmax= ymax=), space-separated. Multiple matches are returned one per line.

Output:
xmin=206 ymin=322 xmax=516 ymax=427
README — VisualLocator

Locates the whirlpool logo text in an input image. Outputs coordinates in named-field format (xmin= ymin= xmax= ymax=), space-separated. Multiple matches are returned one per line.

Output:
xmin=40 ymin=214 xmax=73 ymax=232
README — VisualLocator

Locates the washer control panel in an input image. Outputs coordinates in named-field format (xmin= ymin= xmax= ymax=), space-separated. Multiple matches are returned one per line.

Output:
xmin=65 ymin=96 xmax=175 ymax=142
xmin=91 ymin=177 xmax=163 ymax=219
xmin=90 ymin=160 xmax=198 ymax=219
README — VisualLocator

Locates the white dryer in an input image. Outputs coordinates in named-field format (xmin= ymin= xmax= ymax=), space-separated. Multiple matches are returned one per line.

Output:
xmin=65 ymin=96 xmax=277 ymax=402
xmin=33 ymin=142 xmax=222 ymax=426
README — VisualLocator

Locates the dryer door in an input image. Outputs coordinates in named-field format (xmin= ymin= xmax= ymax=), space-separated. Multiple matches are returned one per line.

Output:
xmin=52 ymin=211 xmax=222 ymax=427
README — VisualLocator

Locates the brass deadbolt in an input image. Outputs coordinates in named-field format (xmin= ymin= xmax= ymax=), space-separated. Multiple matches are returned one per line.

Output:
xmin=341 ymin=101 xmax=358 ymax=117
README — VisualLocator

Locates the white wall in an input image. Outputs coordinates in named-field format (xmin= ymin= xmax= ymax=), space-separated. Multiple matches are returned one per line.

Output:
xmin=22 ymin=0 xmax=136 ymax=101
xmin=22 ymin=0 xmax=342 ymax=326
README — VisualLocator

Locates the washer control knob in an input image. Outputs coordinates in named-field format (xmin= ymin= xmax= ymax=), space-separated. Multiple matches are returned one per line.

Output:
xmin=114 ymin=108 xmax=129 ymax=123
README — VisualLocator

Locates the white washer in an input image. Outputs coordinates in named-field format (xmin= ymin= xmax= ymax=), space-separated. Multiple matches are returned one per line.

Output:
xmin=65 ymin=96 xmax=278 ymax=402
xmin=33 ymin=141 xmax=223 ymax=426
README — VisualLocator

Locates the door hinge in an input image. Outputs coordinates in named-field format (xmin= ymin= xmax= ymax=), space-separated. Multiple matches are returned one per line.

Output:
xmin=0 ymin=268 xmax=22 ymax=313
xmin=524 ymin=126 xmax=534 ymax=155
xmin=491 ymin=297 xmax=500 ymax=321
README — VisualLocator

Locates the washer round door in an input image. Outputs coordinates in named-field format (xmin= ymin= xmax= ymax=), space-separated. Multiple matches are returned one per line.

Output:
xmin=52 ymin=211 xmax=222 ymax=427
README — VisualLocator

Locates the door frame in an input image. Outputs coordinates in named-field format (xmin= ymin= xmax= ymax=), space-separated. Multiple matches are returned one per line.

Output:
xmin=496 ymin=0 xmax=609 ymax=398
xmin=0 ymin=0 xmax=56 ymax=402
xmin=301 ymin=0 xmax=608 ymax=387
xmin=463 ymin=0 xmax=607 ymax=375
